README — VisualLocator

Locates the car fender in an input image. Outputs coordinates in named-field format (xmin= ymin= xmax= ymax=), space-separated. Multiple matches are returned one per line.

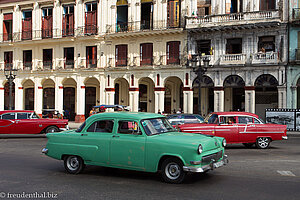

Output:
xmin=156 ymin=153 xmax=186 ymax=172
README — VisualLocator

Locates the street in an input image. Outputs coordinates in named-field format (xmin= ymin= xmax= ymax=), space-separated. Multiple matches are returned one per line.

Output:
xmin=0 ymin=136 xmax=299 ymax=200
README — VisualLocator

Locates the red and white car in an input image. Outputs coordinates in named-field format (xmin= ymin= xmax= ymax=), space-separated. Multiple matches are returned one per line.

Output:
xmin=0 ymin=110 xmax=69 ymax=134
xmin=178 ymin=112 xmax=287 ymax=149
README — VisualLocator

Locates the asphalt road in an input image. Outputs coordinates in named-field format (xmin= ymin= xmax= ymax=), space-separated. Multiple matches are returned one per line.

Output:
xmin=0 ymin=137 xmax=299 ymax=200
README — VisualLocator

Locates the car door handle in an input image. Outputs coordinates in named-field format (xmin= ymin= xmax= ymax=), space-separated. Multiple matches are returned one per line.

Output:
xmin=81 ymin=133 xmax=88 ymax=136
xmin=112 ymin=135 xmax=119 ymax=138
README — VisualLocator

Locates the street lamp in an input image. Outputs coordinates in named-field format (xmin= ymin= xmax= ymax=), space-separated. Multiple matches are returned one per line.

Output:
xmin=4 ymin=67 xmax=17 ymax=110
xmin=188 ymin=54 xmax=210 ymax=115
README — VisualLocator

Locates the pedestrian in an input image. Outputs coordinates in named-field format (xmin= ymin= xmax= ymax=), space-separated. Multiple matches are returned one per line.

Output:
xmin=158 ymin=109 xmax=161 ymax=114
xmin=176 ymin=108 xmax=182 ymax=114
xmin=89 ymin=107 xmax=96 ymax=116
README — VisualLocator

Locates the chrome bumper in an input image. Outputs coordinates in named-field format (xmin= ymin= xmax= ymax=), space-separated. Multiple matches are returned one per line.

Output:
xmin=42 ymin=148 xmax=48 ymax=154
xmin=282 ymin=136 xmax=288 ymax=140
xmin=183 ymin=155 xmax=228 ymax=173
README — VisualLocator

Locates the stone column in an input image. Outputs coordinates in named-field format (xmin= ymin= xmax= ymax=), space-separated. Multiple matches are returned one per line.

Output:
xmin=55 ymin=85 xmax=64 ymax=115
xmin=154 ymin=88 xmax=165 ymax=114
xmin=244 ymin=86 xmax=255 ymax=113
xmin=129 ymin=88 xmax=139 ymax=112
xmin=183 ymin=87 xmax=193 ymax=114
xmin=75 ymin=85 xmax=85 ymax=123
xmin=34 ymin=85 xmax=43 ymax=117
xmin=214 ymin=87 xmax=224 ymax=112
xmin=291 ymin=86 xmax=297 ymax=109
xmin=105 ymin=88 xmax=115 ymax=106
xmin=14 ymin=78 xmax=23 ymax=110
xmin=278 ymin=86 xmax=287 ymax=109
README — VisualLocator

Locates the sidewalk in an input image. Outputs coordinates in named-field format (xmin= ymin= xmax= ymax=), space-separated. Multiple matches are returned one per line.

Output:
xmin=68 ymin=122 xmax=82 ymax=129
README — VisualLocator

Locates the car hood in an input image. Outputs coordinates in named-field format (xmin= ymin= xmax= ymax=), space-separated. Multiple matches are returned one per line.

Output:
xmin=149 ymin=131 xmax=222 ymax=151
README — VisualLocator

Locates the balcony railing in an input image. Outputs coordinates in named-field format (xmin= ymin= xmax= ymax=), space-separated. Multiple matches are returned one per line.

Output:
xmin=86 ymin=59 xmax=97 ymax=68
xmin=65 ymin=60 xmax=74 ymax=69
xmin=293 ymin=8 xmax=300 ymax=20
xmin=4 ymin=63 xmax=13 ymax=71
xmin=115 ymin=58 xmax=127 ymax=67
xmin=43 ymin=61 xmax=53 ymax=70
xmin=186 ymin=10 xmax=280 ymax=28
xmin=3 ymin=33 xmax=12 ymax=41
xmin=22 ymin=31 xmax=32 ymax=40
xmin=106 ymin=20 xmax=183 ymax=34
xmin=23 ymin=62 xmax=32 ymax=70
xmin=252 ymin=52 xmax=278 ymax=64
xmin=220 ymin=54 xmax=246 ymax=65
xmin=42 ymin=29 xmax=53 ymax=39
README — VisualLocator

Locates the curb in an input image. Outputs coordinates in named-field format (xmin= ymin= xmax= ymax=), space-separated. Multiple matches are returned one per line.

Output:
xmin=0 ymin=134 xmax=46 ymax=139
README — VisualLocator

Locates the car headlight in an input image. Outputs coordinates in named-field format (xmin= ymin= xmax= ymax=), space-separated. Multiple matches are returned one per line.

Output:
xmin=222 ymin=139 xmax=226 ymax=147
xmin=197 ymin=144 xmax=203 ymax=154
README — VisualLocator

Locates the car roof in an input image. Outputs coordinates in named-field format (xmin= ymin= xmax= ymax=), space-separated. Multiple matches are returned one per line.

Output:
xmin=87 ymin=112 xmax=164 ymax=121
xmin=212 ymin=112 xmax=259 ymax=118
xmin=0 ymin=110 xmax=34 ymax=115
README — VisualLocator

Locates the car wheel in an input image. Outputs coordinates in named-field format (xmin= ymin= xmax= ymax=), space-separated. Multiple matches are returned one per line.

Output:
xmin=243 ymin=143 xmax=254 ymax=148
xmin=64 ymin=155 xmax=85 ymax=174
xmin=45 ymin=126 xmax=59 ymax=133
xmin=256 ymin=137 xmax=271 ymax=149
xmin=161 ymin=158 xmax=185 ymax=184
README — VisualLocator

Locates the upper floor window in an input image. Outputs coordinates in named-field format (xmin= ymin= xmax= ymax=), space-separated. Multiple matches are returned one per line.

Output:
xmin=4 ymin=51 xmax=13 ymax=70
xmin=140 ymin=43 xmax=153 ymax=66
xmin=3 ymin=13 xmax=13 ymax=41
xmin=197 ymin=40 xmax=211 ymax=55
xmin=23 ymin=50 xmax=32 ymax=70
xmin=22 ymin=10 xmax=32 ymax=40
xmin=64 ymin=47 xmax=74 ymax=69
xmin=260 ymin=0 xmax=275 ymax=11
xmin=63 ymin=5 xmax=74 ymax=37
xmin=85 ymin=2 xmax=97 ymax=35
xmin=258 ymin=36 xmax=275 ymax=53
xmin=167 ymin=41 xmax=180 ymax=65
xmin=115 ymin=45 xmax=128 ymax=67
xmin=226 ymin=38 xmax=242 ymax=54
xmin=42 ymin=7 xmax=53 ymax=38
xmin=141 ymin=2 xmax=153 ymax=30
xmin=86 ymin=46 xmax=97 ymax=68
xmin=197 ymin=0 xmax=211 ymax=16
xmin=167 ymin=0 xmax=180 ymax=28
xmin=117 ymin=1 xmax=128 ymax=32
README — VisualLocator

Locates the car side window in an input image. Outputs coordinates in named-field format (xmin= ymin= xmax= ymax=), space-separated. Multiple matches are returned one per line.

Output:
xmin=207 ymin=114 xmax=218 ymax=124
xmin=87 ymin=120 xmax=114 ymax=133
xmin=17 ymin=113 xmax=29 ymax=119
xmin=254 ymin=118 xmax=261 ymax=124
xmin=220 ymin=116 xmax=236 ymax=124
xmin=2 ymin=113 xmax=15 ymax=120
xmin=238 ymin=117 xmax=253 ymax=124
xmin=31 ymin=113 xmax=39 ymax=119
xmin=118 ymin=121 xmax=141 ymax=135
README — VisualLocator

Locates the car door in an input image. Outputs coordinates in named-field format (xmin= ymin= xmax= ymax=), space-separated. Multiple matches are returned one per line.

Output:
xmin=13 ymin=112 xmax=38 ymax=134
xmin=0 ymin=113 xmax=15 ymax=134
xmin=78 ymin=119 xmax=113 ymax=164
xmin=110 ymin=120 xmax=146 ymax=170
xmin=237 ymin=116 xmax=257 ymax=143
xmin=214 ymin=116 xmax=239 ymax=143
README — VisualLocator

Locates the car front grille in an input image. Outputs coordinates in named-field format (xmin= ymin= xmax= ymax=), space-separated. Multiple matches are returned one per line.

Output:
xmin=202 ymin=151 xmax=223 ymax=164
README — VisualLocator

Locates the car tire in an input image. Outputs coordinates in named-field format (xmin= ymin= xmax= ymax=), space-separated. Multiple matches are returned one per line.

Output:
xmin=161 ymin=158 xmax=186 ymax=184
xmin=45 ymin=126 xmax=59 ymax=133
xmin=256 ymin=137 xmax=271 ymax=149
xmin=243 ymin=143 xmax=254 ymax=148
xmin=64 ymin=155 xmax=85 ymax=174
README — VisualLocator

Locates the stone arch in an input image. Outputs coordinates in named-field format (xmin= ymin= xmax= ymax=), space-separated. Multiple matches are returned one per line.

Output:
xmin=84 ymin=77 xmax=100 ymax=119
xmin=22 ymin=79 xmax=35 ymax=110
xmin=192 ymin=75 xmax=214 ymax=115
xmin=223 ymin=75 xmax=245 ymax=112
xmin=42 ymin=79 xmax=55 ymax=110
xmin=114 ymin=78 xmax=129 ymax=106
xmin=62 ymin=78 xmax=77 ymax=121
xmin=254 ymin=74 xmax=278 ymax=120
xmin=4 ymin=81 xmax=15 ymax=110
xmin=138 ymin=77 xmax=155 ymax=112
xmin=164 ymin=76 xmax=183 ymax=114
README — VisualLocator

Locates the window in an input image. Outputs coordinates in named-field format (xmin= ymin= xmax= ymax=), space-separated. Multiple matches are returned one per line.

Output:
xmin=167 ymin=41 xmax=180 ymax=65
xmin=140 ymin=43 xmax=153 ymax=65
xmin=118 ymin=121 xmax=140 ymax=135
xmin=23 ymin=50 xmax=32 ymax=70
xmin=64 ymin=47 xmax=74 ymax=68
xmin=141 ymin=2 xmax=153 ymax=30
xmin=260 ymin=0 xmax=275 ymax=11
xmin=167 ymin=0 xmax=180 ymax=28
xmin=2 ymin=113 xmax=15 ymax=120
xmin=197 ymin=40 xmax=211 ymax=55
xmin=219 ymin=116 xmax=236 ymax=124
xmin=86 ymin=46 xmax=97 ymax=68
xmin=42 ymin=8 xmax=53 ymax=38
xmin=85 ymin=2 xmax=97 ymax=35
xmin=3 ymin=13 xmax=13 ymax=41
xmin=87 ymin=120 xmax=114 ymax=133
xmin=197 ymin=0 xmax=211 ymax=16
xmin=258 ymin=36 xmax=275 ymax=52
xmin=226 ymin=38 xmax=242 ymax=54
xmin=63 ymin=5 xmax=74 ymax=36
xmin=206 ymin=114 xmax=218 ymax=124
xmin=22 ymin=10 xmax=32 ymax=40
xmin=31 ymin=112 xmax=40 ymax=119
xmin=116 ymin=45 xmax=128 ymax=67
xmin=76 ymin=122 xmax=86 ymax=132
xmin=17 ymin=113 xmax=29 ymax=119
xmin=43 ymin=49 xmax=53 ymax=69
xmin=4 ymin=51 xmax=13 ymax=70
xmin=238 ymin=116 xmax=254 ymax=124
xmin=254 ymin=118 xmax=262 ymax=124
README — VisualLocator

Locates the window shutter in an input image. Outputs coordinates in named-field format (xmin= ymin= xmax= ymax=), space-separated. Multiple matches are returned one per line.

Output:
xmin=69 ymin=13 xmax=74 ymax=35
xmin=62 ymin=15 xmax=66 ymax=36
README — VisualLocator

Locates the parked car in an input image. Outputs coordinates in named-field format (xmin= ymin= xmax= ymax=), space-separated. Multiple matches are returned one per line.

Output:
xmin=0 ymin=110 xmax=69 ymax=134
xmin=167 ymin=114 xmax=204 ymax=126
xmin=42 ymin=112 xmax=228 ymax=183
xmin=178 ymin=112 xmax=288 ymax=149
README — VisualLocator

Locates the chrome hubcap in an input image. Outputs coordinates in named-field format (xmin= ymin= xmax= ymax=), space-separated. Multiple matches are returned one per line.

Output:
xmin=258 ymin=138 xmax=269 ymax=148
xmin=165 ymin=162 xmax=181 ymax=180
xmin=67 ymin=156 xmax=79 ymax=170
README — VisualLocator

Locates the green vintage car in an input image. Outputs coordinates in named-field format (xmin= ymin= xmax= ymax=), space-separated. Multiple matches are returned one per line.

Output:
xmin=42 ymin=112 xmax=228 ymax=183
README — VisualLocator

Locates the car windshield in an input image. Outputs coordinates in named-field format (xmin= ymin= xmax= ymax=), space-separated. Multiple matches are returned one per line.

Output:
xmin=141 ymin=118 xmax=176 ymax=136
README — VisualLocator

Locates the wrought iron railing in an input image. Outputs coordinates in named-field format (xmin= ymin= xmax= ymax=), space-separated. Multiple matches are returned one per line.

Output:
xmin=86 ymin=59 xmax=97 ymax=68
xmin=4 ymin=63 xmax=13 ymax=71
xmin=65 ymin=60 xmax=74 ymax=69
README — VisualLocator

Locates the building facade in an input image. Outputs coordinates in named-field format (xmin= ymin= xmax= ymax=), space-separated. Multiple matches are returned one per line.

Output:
xmin=287 ymin=0 xmax=300 ymax=109
xmin=0 ymin=0 xmax=198 ymax=122
xmin=186 ymin=0 xmax=288 ymax=120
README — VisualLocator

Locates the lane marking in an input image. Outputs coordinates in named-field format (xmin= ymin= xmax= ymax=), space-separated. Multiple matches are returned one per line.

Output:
xmin=277 ymin=171 xmax=296 ymax=177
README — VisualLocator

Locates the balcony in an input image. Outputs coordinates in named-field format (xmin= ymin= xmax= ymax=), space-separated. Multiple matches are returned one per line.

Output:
xmin=106 ymin=20 xmax=183 ymax=35
xmin=186 ymin=10 xmax=281 ymax=29
xmin=252 ymin=52 xmax=279 ymax=64
xmin=220 ymin=54 xmax=246 ymax=65
xmin=86 ymin=59 xmax=97 ymax=68
xmin=64 ymin=60 xmax=74 ymax=69
xmin=43 ymin=61 xmax=53 ymax=70
xmin=23 ymin=62 xmax=32 ymax=70
xmin=4 ymin=63 xmax=13 ymax=71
